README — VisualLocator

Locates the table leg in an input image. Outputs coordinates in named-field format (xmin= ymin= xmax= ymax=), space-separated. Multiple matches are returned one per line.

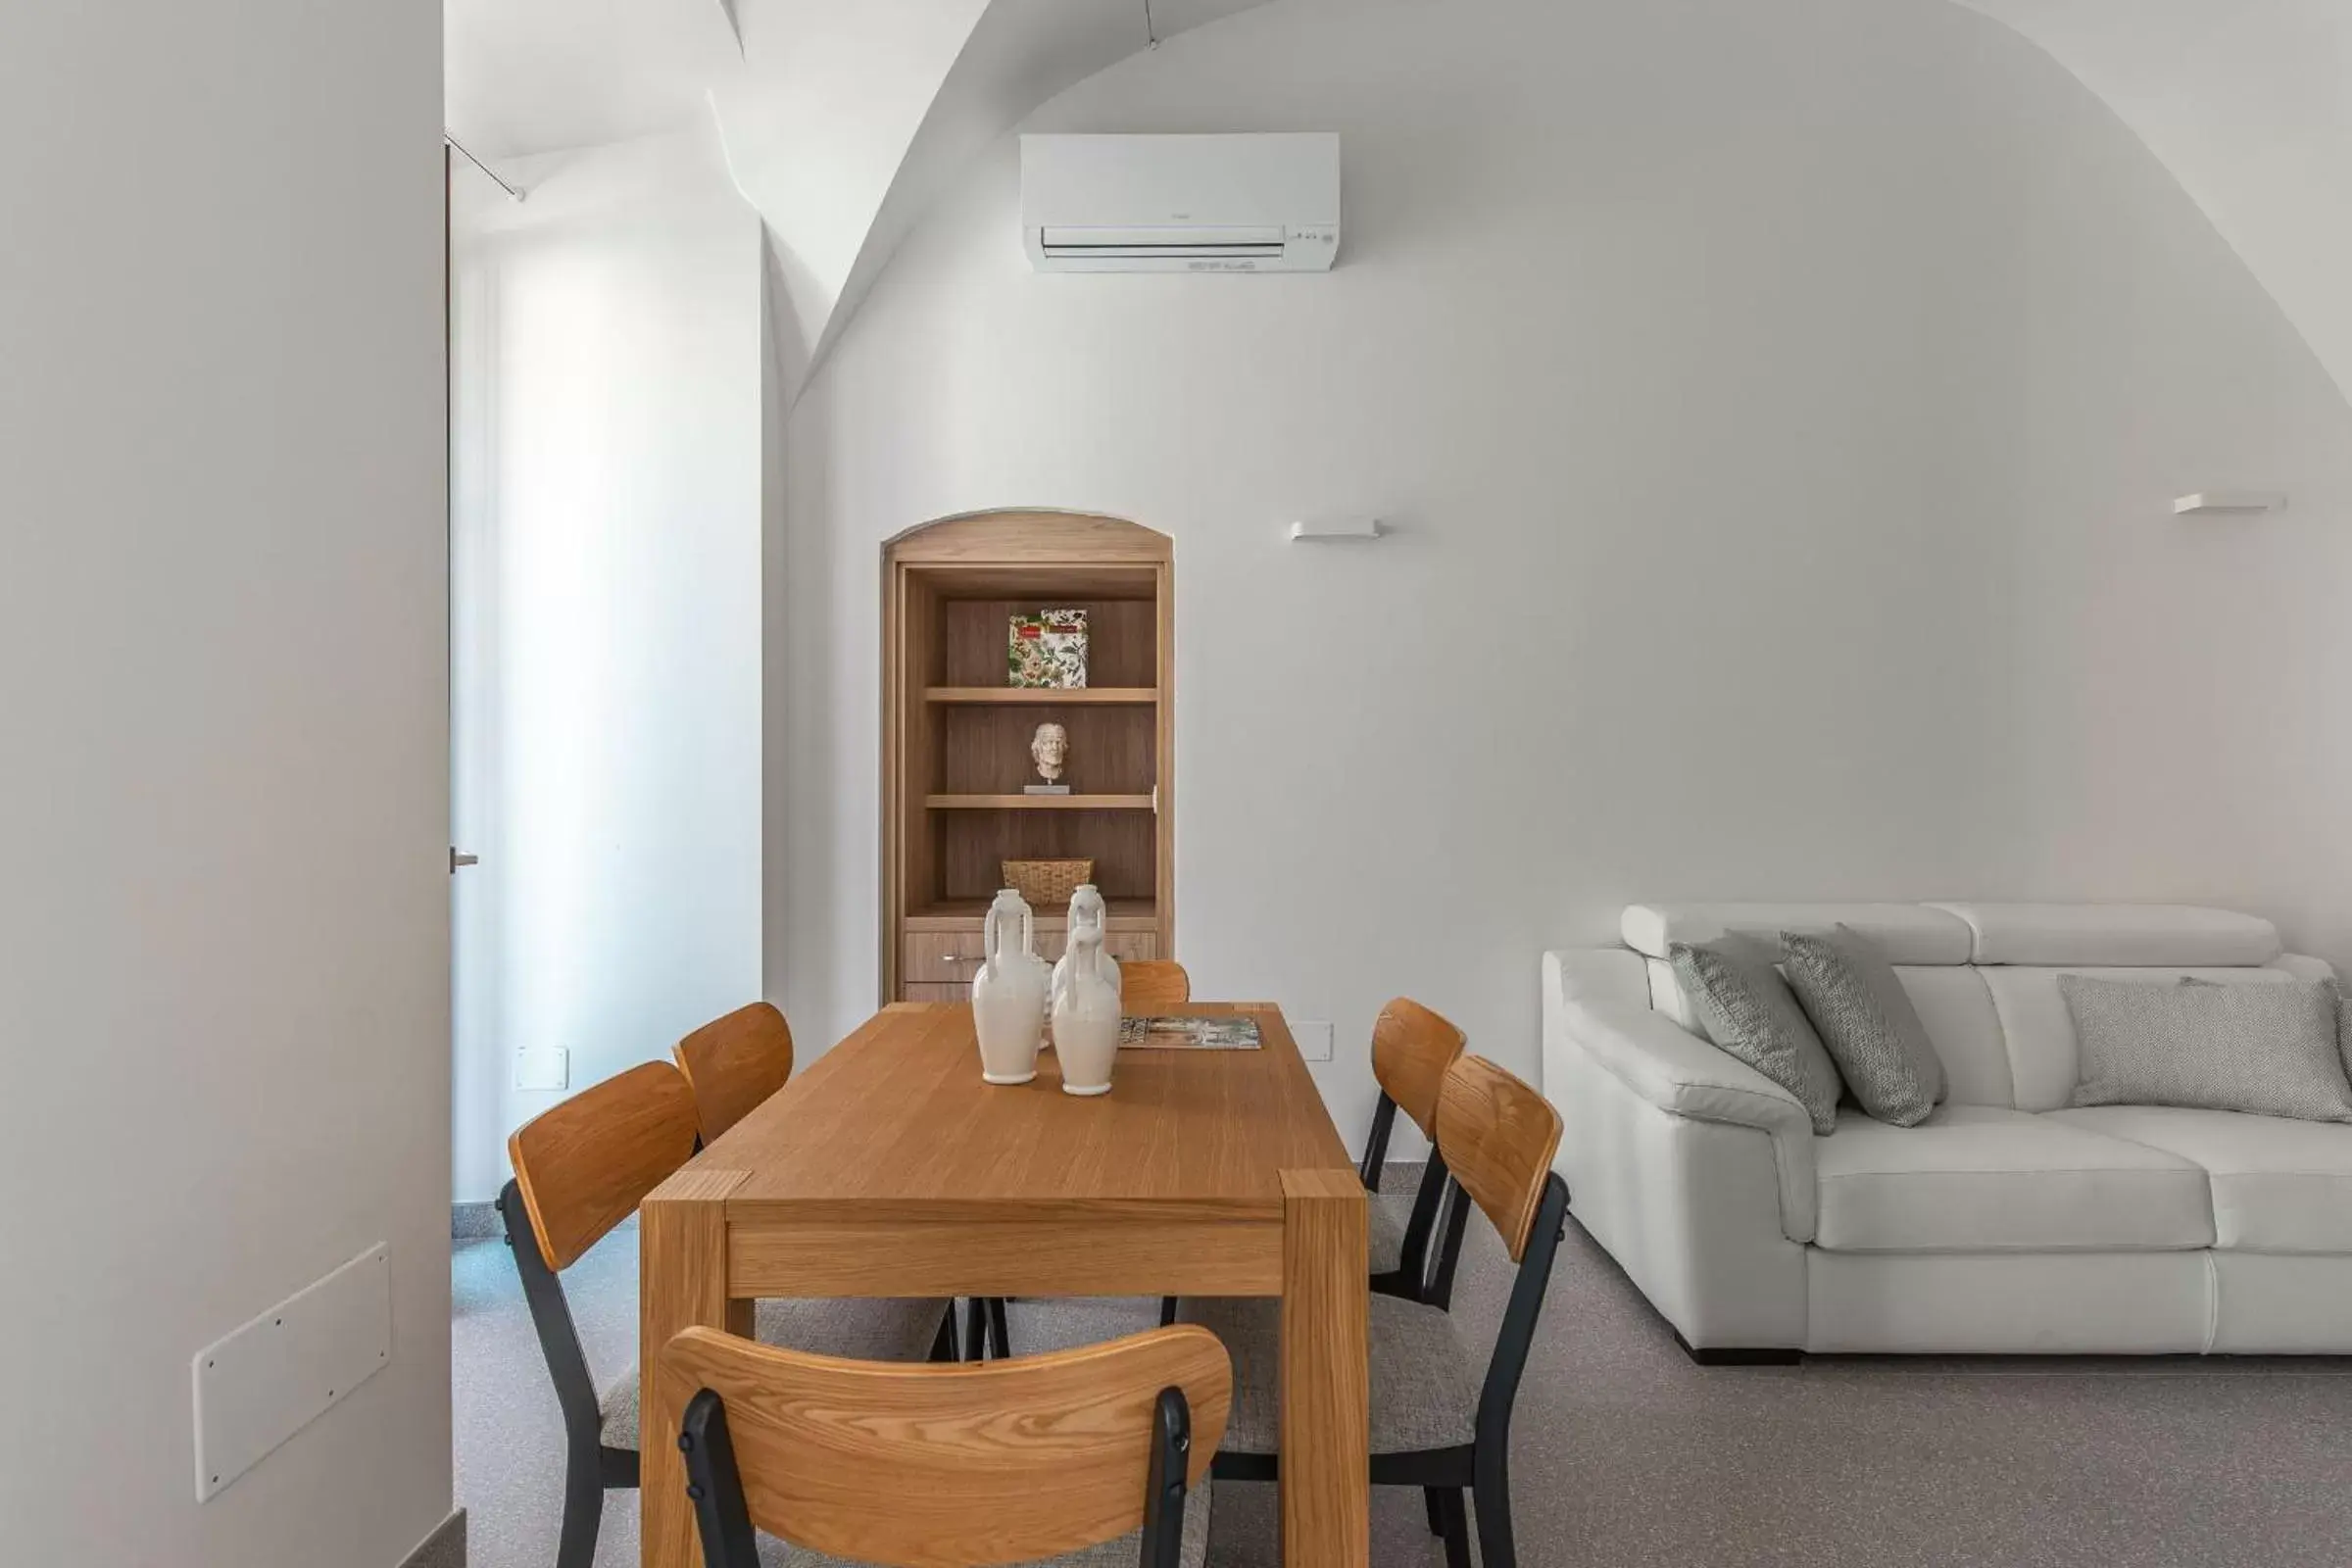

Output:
xmin=1279 ymin=1168 xmax=1369 ymax=1567
xmin=641 ymin=1169 xmax=751 ymax=1568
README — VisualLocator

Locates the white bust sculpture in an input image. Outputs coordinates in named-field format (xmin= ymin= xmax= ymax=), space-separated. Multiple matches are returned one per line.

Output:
xmin=1030 ymin=721 xmax=1069 ymax=785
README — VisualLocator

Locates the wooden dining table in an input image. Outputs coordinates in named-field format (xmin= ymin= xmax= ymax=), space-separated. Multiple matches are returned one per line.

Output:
xmin=639 ymin=1000 xmax=1371 ymax=1568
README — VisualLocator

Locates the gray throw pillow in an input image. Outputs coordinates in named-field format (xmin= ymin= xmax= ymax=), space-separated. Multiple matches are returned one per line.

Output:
xmin=2340 ymin=988 xmax=2352 ymax=1083
xmin=1780 ymin=926 xmax=1945 ymax=1127
xmin=2064 ymin=975 xmax=2352 ymax=1123
xmin=1669 ymin=940 xmax=1844 ymax=1135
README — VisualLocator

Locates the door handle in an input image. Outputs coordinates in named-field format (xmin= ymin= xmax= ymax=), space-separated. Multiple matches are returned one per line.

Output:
xmin=450 ymin=849 xmax=480 ymax=871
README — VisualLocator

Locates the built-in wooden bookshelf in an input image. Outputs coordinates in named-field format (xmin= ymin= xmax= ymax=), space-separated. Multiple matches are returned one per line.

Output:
xmin=880 ymin=512 xmax=1173 ymax=1003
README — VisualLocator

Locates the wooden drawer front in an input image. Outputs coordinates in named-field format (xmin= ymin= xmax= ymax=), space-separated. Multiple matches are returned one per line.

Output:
xmin=900 ymin=982 xmax=970 ymax=1004
xmin=905 ymin=928 xmax=1156 ymax=983
xmin=904 ymin=932 xmax=987 ymax=983
xmin=1035 ymin=929 xmax=1157 ymax=964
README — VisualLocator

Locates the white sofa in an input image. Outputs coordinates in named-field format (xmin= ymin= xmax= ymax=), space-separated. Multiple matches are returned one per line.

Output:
xmin=1543 ymin=903 xmax=2352 ymax=1357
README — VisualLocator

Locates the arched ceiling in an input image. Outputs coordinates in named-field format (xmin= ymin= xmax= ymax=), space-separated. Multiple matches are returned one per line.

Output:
xmin=447 ymin=0 xmax=1274 ymax=393
xmin=1956 ymin=0 xmax=2352 ymax=404
xmin=448 ymin=0 xmax=2352 ymax=405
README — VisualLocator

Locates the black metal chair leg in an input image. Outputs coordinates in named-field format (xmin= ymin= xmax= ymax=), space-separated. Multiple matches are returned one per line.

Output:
xmin=963 ymin=1298 xmax=988 ymax=1360
xmin=927 ymin=1305 xmax=957 ymax=1362
xmin=1438 ymin=1487 xmax=1474 ymax=1568
xmin=1423 ymin=1486 xmax=1446 ymax=1536
xmin=554 ymin=1442 xmax=605 ymax=1568
xmin=1471 ymin=1454 xmax=1516 ymax=1568
xmin=987 ymin=1296 xmax=1011 ymax=1359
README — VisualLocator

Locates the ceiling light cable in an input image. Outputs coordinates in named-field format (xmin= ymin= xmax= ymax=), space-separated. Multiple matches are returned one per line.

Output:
xmin=1143 ymin=0 xmax=1157 ymax=46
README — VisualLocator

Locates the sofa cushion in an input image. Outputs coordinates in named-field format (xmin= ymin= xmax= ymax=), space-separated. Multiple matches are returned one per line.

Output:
xmin=2046 ymin=1105 xmax=2352 ymax=1254
xmin=1670 ymin=941 xmax=1843 ymax=1135
xmin=2063 ymin=974 xmax=2352 ymax=1124
xmin=1811 ymin=1104 xmax=2214 ymax=1253
xmin=1893 ymin=966 xmax=2011 ymax=1107
xmin=1782 ymin=926 xmax=1944 ymax=1124
xmin=1927 ymin=903 xmax=2281 ymax=967
xmin=1980 ymin=966 xmax=2305 ymax=1113
xmin=1624 ymin=903 xmax=1973 ymax=965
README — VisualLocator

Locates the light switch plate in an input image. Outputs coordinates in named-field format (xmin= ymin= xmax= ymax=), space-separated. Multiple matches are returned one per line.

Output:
xmin=514 ymin=1047 xmax=568 ymax=1092
xmin=1294 ymin=1019 xmax=1335 ymax=1061
xmin=192 ymin=1245 xmax=391 ymax=1501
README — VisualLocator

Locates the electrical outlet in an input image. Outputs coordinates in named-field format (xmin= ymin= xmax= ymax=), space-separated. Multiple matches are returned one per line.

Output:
xmin=1294 ymin=1019 xmax=1334 ymax=1061
xmin=514 ymin=1048 xmax=568 ymax=1092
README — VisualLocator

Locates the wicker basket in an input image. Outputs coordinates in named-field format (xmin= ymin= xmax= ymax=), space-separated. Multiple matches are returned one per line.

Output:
xmin=1002 ymin=858 xmax=1094 ymax=907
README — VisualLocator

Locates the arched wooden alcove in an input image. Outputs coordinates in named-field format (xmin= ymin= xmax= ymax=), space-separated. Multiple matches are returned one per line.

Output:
xmin=880 ymin=511 xmax=1173 ymax=1001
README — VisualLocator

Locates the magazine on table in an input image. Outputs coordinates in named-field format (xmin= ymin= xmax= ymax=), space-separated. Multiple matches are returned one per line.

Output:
xmin=1118 ymin=1014 xmax=1262 ymax=1051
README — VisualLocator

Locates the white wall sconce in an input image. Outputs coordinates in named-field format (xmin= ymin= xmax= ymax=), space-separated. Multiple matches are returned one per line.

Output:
xmin=1287 ymin=516 xmax=1384 ymax=541
xmin=2174 ymin=491 xmax=2286 ymax=516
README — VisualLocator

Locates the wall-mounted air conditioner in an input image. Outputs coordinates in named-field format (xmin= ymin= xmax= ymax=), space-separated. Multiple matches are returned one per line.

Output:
xmin=1020 ymin=133 xmax=1340 ymax=273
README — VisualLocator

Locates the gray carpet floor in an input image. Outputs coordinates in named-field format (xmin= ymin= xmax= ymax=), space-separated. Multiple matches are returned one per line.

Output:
xmin=455 ymin=1183 xmax=2352 ymax=1567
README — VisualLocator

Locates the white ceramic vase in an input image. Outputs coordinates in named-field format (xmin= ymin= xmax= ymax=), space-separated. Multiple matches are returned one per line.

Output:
xmin=1052 ymin=924 xmax=1122 ymax=1097
xmin=971 ymin=889 xmax=1048 ymax=1085
xmin=1051 ymin=883 xmax=1123 ymax=1014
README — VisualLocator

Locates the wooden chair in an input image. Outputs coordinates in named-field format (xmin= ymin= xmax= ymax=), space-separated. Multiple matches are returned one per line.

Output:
xmin=664 ymin=1324 xmax=1232 ymax=1568
xmin=672 ymin=1002 xmax=795 ymax=1144
xmin=1182 ymin=1054 xmax=1569 ymax=1568
xmin=1157 ymin=996 xmax=1466 ymax=1330
xmin=1120 ymin=958 xmax=1192 ymax=1013
xmin=673 ymin=1002 xmax=1004 ymax=1362
xmin=1359 ymin=998 xmax=1472 ymax=1305
xmin=501 ymin=1061 xmax=956 ymax=1568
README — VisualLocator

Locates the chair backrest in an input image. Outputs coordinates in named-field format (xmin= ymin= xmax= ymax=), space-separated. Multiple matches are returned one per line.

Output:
xmin=1435 ymin=1054 xmax=1563 ymax=1262
xmin=1121 ymin=958 xmax=1192 ymax=1012
xmin=673 ymin=1002 xmax=795 ymax=1143
xmin=663 ymin=1324 xmax=1231 ymax=1568
xmin=508 ymin=1060 xmax=701 ymax=1271
xmin=1370 ymin=997 xmax=1466 ymax=1140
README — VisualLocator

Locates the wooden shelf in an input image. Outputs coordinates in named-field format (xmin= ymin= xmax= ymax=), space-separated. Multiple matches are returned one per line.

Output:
xmin=923 ymin=686 xmax=1158 ymax=706
xmin=923 ymin=793 xmax=1153 ymax=811
xmin=885 ymin=511 xmax=1173 ymax=1002
xmin=906 ymin=900 xmax=1159 ymax=931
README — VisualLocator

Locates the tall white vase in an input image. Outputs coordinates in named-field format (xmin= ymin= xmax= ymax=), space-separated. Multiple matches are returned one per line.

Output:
xmin=1051 ymin=883 xmax=1123 ymax=1012
xmin=1052 ymin=924 xmax=1122 ymax=1097
xmin=971 ymin=889 xmax=1048 ymax=1085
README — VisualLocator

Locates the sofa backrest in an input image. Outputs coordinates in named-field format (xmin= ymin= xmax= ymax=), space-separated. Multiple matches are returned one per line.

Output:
xmin=1619 ymin=902 xmax=2329 ymax=1112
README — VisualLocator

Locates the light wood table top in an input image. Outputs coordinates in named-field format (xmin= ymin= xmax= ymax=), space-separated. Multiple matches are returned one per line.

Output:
xmin=639 ymin=1001 xmax=1370 ymax=1568
xmin=710 ymin=1001 xmax=1348 ymax=1219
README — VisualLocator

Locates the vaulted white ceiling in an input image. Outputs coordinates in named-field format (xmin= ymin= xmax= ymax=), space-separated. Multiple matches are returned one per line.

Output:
xmin=447 ymin=0 xmax=2352 ymax=405
xmin=1956 ymin=0 xmax=2352 ymax=403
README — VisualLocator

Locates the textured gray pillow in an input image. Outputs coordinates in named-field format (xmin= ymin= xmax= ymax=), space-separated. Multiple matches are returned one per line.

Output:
xmin=2340 ymin=989 xmax=2352 ymax=1082
xmin=1669 ymin=940 xmax=1844 ymax=1135
xmin=1780 ymin=926 xmax=1945 ymax=1127
xmin=2064 ymin=975 xmax=2352 ymax=1123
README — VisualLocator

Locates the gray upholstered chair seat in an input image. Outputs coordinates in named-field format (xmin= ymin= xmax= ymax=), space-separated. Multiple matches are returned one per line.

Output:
xmin=1367 ymin=1189 xmax=1410 ymax=1275
xmin=599 ymin=1296 xmax=949 ymax=1449
xmin=1006 ymin=1297 xmax=1164 ymax=1356
xmin=1179 ymin=1293 xmax=1477 ymax=1454
xmin=754 ymin=1485 xmax=1211 ymax=1568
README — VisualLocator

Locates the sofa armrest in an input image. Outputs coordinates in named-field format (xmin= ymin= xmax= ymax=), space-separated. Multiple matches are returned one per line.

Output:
xmin=1558 ymin=996 xmax=1818 ymax=1243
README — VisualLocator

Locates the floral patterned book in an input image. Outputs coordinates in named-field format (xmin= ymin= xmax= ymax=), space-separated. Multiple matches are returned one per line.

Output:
xmin=1118 ymin=1015 xmax=1263 ymax=1051
xmin=1007 ymin=608 xmax=1089 ymax=688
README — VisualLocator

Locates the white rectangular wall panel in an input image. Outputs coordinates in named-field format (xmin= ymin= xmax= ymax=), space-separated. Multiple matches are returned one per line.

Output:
xmin=191 ymin=1245 xmax=392 ymax=1500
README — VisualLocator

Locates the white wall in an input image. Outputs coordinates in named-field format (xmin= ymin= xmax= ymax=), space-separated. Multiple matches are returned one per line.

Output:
xmin=772 ymin=0 xmax=2352 ymax=1152
xmin=0 ymin=3 xmax=451 ymax=1565
xmin=451 ymin=126 xmax=765 ymax=1201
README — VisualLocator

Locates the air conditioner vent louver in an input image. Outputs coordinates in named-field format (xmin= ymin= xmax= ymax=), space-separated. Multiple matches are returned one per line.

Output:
xmin=1021 ymin=135 xmax=1339 ymax=274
